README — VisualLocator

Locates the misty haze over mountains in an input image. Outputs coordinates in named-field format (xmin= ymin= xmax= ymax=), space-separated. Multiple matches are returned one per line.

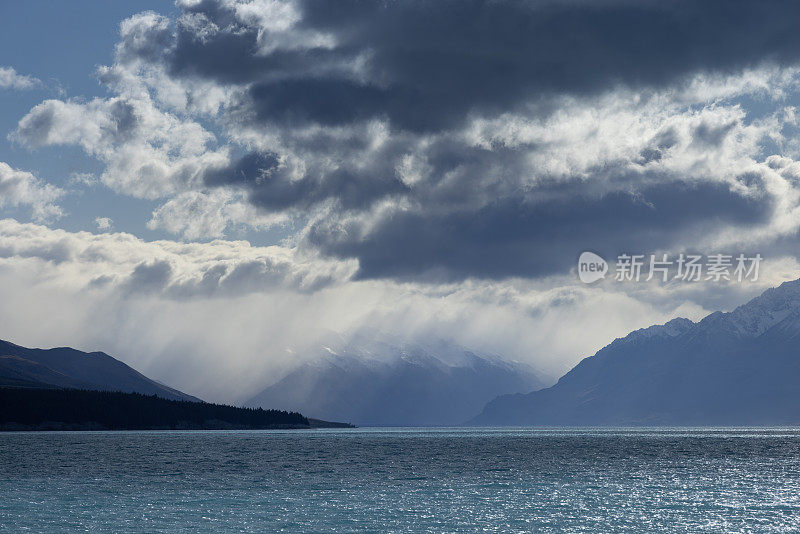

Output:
xmin=6 ymin=278 xmax=800 ymax=427
xmin=473 ymin=278 xmax=800 ymax=426
xmin=245 ymin=333 xmax=547 ymax=426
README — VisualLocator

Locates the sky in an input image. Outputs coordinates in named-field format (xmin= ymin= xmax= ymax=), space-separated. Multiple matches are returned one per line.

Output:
xmin=2 ymin=0 xmax=800 ymax=402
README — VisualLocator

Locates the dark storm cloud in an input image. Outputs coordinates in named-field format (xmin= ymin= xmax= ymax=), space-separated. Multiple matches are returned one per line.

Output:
xmin=204 ymin=133 xmax=553 ymax=213
xmin=204 ymin=151 xmax=410 ymax=211
xmin=306 ymin=181 xmax=774 ymax=281
xmin=202 ymin=152 xmax=280 ymax=188
xmin=246 ymin=165 xmax=409 ymax=211
xmin=99 ymin=0 xmax=800 ymax=281
xmin=150 ymin=0 xmax=800 ymax=133
xmin=165 ymin=4 xmax=344 ymax=86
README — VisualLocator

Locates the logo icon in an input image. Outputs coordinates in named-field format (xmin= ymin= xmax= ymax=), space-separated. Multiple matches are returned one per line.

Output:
xmin=578 ymin=251 xmax=608 ymax=284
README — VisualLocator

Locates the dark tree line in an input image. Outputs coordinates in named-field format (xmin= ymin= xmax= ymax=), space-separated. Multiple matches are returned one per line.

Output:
xmin=0 ymin=387 xmax=309 ymax=430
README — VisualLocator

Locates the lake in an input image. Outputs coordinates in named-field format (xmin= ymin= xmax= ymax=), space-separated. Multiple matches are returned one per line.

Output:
xmin=1 ymin=428 xmax=799 ymax=532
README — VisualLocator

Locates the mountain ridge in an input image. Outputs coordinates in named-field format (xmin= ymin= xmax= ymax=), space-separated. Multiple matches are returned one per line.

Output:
xmin=0 ymin=339 xmax=200 ymax=402
xmin=471 ymin=278 xmax=800 ymax=426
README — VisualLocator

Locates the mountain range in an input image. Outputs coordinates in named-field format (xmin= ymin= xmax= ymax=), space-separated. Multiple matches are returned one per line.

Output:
xmin=0 ymin=339 xmax=358 ymax=430
xmin=245 ymin=334 xmax=547 ymax=426
xmin=0 ymin=339 xmax=199 ymax=402
xmin=8 ymin=277 xmax=800 ymax=427
xmin=472 ymin=279 xmax=800 ymax=426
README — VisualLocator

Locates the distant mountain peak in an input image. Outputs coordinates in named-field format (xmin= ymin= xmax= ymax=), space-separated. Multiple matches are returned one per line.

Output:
xmin=246 ymin=335 xmax=547 ymax=426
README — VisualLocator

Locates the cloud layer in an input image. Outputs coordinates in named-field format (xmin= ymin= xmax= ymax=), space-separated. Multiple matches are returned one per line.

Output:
xmin=1 ymin=218 xmax=798 ymax=402
xmin=12 ymin=0 xmax=800 ymax=283
xmin=0 ymin=218 xmax=354 ymax=296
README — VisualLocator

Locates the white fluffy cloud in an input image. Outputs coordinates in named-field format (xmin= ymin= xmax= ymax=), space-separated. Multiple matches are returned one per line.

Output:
xmin=0 ymin=218 xmax=355 ymax=296
xmin=147 ymin=188 xmax=287 ymax=239
xmin=0 ymin=66 xmax=39 ymax=90
xmin=0 ymin=163 xmax=63 ymax=222
xmin=94 ymin=217 xmax=113 ymax=231
xmin=14 ymin=97 xmax=225 ymax=199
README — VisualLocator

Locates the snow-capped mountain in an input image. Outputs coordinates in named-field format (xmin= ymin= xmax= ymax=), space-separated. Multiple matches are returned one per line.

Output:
xmin=471 ymin=279 xmax=800 ymax=426
xmin=708 ymin=280 xmax=800 ymax=337
xmin=244 ymin=334 xmax=547 ymax=426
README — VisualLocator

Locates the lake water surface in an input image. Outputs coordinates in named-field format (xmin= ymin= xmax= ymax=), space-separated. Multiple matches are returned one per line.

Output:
xmin=1 ymin=428 xmax=799 ymax=532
